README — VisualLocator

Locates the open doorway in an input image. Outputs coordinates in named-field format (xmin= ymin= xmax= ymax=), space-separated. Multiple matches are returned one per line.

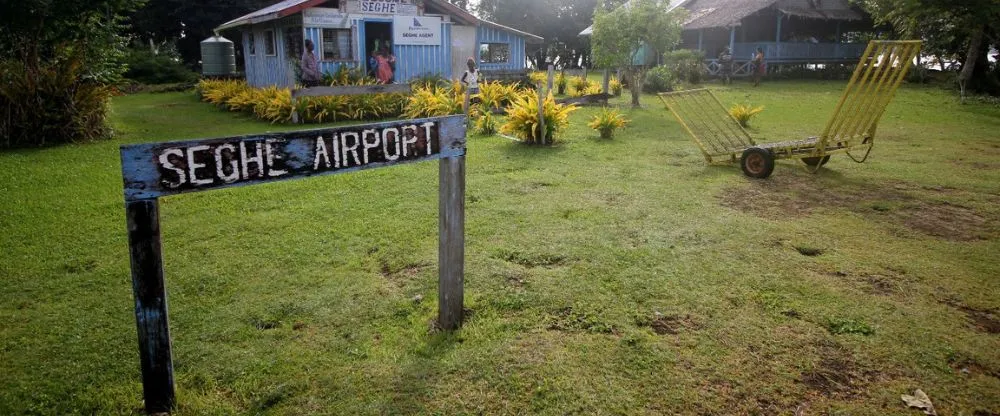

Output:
xmin=364 ymin=21 xmax=393 ymax=78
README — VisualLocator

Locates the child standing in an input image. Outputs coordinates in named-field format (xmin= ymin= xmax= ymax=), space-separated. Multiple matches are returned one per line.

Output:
xmin=461 ymin=57 xmax=480 ymax=96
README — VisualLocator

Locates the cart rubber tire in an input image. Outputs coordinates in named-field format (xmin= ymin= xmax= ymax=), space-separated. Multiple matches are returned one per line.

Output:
xmin=802 ymin=155 xmax=831 ymax=167
xmin=741 ymin=147 xmax=775 ymax=179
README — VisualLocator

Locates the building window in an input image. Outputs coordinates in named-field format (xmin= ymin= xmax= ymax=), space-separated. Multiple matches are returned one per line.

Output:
xmin=480 ymin=43 xmax=510 ymax=64
xmin=322 ymin=28 xmax=352 ymax=61
xmin=264 ymin=30 xmax=277 ymax=56
xmin=248 ymin=33 xmax=256 ymax=55
xmin=284 ymin=27 xmax=303 ymax=59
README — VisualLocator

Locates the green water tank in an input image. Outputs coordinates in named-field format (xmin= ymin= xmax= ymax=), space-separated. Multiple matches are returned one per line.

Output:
xmin=200 ymin=35 xmax=236 ymax=76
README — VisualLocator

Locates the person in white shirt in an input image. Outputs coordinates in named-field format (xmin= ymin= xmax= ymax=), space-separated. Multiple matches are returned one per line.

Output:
xmin=461 ymin=57 xmax=480 ymax=95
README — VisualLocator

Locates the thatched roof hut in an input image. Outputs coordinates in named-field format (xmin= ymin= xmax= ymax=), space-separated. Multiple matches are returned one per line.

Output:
xmin=581 ymin=0 xmax=873 ymax=66
xmin=681 ymin=0 xmax=864 ymax=30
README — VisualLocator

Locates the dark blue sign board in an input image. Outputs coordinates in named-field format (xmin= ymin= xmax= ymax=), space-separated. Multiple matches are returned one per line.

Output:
xmin=120 ymin=115 xmax=467 ymax=414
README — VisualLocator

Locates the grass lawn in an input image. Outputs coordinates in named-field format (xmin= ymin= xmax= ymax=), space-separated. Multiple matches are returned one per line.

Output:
xmin=1 ymin=80 xmax=998 ymax=415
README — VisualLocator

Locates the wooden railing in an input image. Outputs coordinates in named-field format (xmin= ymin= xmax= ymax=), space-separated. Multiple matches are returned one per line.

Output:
xmin=731 ymin=42 xmax=867 ymax=62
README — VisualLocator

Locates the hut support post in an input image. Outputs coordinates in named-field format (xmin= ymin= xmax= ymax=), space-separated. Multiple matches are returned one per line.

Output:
xmin=547 ymin=64 xmax=554 ymax=92
xmin=537 ymin=85 xmax=546 ymax=145
xmin=835 ymin=21 xmax=842 ymax=58
xmin=729 ymin=27 xmax=736 ymax=52
xmin=698 ymin=30 xmax=704 ymax=52
xmin=775 ymin=13 xmax=783 ymax=60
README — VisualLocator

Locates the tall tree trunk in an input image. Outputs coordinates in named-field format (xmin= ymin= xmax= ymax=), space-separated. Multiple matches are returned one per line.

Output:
xmin=630 ymin=67 xmax=643 ymax=107
xmin=959 ymin=25 xmax=985 ymax=104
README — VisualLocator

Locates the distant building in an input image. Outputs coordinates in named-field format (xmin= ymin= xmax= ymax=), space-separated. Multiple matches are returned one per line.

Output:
xmin=580 ymin=0 xmax=872 ymax=75
xmin=216 ymin=0 xmax=543 ymax=87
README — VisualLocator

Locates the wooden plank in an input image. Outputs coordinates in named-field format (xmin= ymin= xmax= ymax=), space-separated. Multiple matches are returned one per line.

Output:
xmin=437 ymin=154 xmax=465 ymax=330
xmin=291 ymin=84 xmax=413 ymax=98
xmin=121 ymin=115 xmax=468 ymax=201
xmin=125 ymin=199 xmax=175 ymax=414
xmin=556 ymin=93 xmax=611 ymax=107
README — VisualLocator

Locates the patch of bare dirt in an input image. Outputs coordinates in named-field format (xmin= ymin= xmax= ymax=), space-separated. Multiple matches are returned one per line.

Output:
xmin=940 ymin=298 xmax=1000 ymax=334
xmin=379 ymin=260 xmax=431 ymax=284
xmin=952 ymin=159 xmax=1000 ymax=170
xmin=895 ymin=201 xmax=991 ymax=241
xmin=822 ymin=268 xmax=906 ymax=296
xmin=719 ymin=176 xmax=998 ymax=241
xmin=799 ymin=341 xmax=877 ymax=398
xmin=646 ymin=313 xmax=701 ymax=335
xmin=545 ymin=306 xmax=617 ymax=334
xmin=493 ymin=268 xmax=528 ymax=287
xmin=948 ymin=355 xmax=1000 ymax=379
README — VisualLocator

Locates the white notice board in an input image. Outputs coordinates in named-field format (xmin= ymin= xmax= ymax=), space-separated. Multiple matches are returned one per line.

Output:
xmin=393 ymin=16 xmax=442 ymax=46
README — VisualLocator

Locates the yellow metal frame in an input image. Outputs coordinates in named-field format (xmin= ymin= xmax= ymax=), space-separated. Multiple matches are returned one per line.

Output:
xmin=658 ymin=40 xmax=922 ymax=172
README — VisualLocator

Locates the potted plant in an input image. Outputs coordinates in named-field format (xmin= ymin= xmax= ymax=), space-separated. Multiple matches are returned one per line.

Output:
xmin=587 ymin=107 xmax=630 ymax=139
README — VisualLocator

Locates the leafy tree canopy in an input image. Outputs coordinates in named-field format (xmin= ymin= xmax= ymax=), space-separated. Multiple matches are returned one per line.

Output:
xmin=591 ymin=0 xmax=685 ymax=106
xmin=0 ymin=0 xmax=146 ymax=81
xmin=855 ymin=0 xmax=1000 ymax=96
xmin=131 ymin=0 xmax=272 ymax=66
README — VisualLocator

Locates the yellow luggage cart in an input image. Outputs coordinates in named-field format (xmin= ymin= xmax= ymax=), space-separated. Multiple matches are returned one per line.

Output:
xmin=658 ymin=40 xmax=921 ymax=178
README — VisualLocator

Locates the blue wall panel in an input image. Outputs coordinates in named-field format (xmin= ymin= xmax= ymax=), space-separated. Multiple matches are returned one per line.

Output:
xmin=393 ymin=22 xmax=452 ymax=81
xmin=243 ymin=21 xmax=293 ymax=88
xmin=476 ymin=25 xmax=526 ymax=71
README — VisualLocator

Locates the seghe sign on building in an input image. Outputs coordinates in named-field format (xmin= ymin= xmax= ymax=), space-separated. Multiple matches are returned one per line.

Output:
xmin=347 ymin=0 xmax=418 ymax=15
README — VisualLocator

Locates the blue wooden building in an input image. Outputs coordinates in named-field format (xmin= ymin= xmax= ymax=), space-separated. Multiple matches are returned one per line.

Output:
xmin=215 ymin=0 xmax=543 ymax=87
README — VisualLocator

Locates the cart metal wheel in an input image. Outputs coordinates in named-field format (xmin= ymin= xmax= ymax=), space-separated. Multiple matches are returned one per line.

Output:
xmin=802 ymin=155 xmax=831 ymax=167
xmin=741 ymin=147 xmax=775 ymax=179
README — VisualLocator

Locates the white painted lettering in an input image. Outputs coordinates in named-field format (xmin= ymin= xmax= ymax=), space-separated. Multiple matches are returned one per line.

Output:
xmin=382 ymin=128 xmax=401 ymax=161
xmin=265 ymin=139 xmax=288 ymax=177
xmin=401 ymin=125 xmax=418 ymax=157
xmin=331 ymin=133 xmax=341 ymax=168
xmin=215 ymin=144 xmax=240 ymax=183
xmin=341 ymin=132 xmax=361 ymax=167
xmin=313 ymin=136 xmax=331 ymax=170
xmin=361 ymin=129 xmax=380 ymax=164
xmin=158 ymin=148 xmax=186 ymax=188
xmin=240 ymin=141 xmax=265 ymax=180
xmin=187 ymin=145 xmax=213 ymax=186
xmin=421 ymin=122 xmax=436 ymax=155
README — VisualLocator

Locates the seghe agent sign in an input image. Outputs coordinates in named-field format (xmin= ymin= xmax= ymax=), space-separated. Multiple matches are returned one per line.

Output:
xmin=120 ymin=115 xmax=467 ymax=414
xmin=393 ymin=16 xmax=442 ymax=46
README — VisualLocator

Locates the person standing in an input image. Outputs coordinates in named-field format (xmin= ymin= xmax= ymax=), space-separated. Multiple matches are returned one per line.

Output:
xmin=461 ymin=57 xmax=480 ymax=94
xmin=367 ymin=49 xmax=378 ymax=79
xmin=752 ymin=47 xmax=766 ymax=87
xmin=300 ymin=39 xmax=323 ymax=87
xmin=375 ymin=47 xmax=396 ymax=84
xmin=718 ymin=46 xmax=733 ymax=85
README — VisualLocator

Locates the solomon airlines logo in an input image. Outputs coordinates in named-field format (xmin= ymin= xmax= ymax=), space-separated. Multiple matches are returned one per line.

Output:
xmin=412 ymin=18 xmax=423 ymax=27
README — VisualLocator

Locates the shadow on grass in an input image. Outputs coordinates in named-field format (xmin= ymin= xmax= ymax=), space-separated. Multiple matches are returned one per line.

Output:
xmin=383 ymin=330 xmax=465 ymax=413
xmin=497 ymin=140 xmax=571 ymax=160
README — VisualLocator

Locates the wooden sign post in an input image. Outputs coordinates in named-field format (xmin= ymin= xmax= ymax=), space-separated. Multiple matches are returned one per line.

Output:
xmin=120 ymin=115 xmax=467 ymax=414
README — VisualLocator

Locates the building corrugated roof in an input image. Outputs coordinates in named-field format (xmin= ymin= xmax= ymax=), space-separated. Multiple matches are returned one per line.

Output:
xmin=215 ymin=0 xmax=544 ymax=43
xmin=216 ymin=0 xmax=325 ymax=31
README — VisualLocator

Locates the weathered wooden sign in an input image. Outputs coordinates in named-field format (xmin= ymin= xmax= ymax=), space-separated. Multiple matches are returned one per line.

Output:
xmin=120 ymin=115 xmax=467 ymax=414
